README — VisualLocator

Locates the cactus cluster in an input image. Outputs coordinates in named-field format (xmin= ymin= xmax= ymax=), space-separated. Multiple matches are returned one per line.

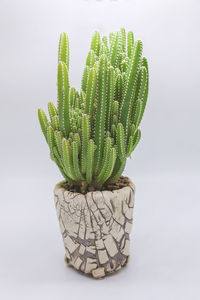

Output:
xmin=38 ymin=29 xmax=149 ymax=192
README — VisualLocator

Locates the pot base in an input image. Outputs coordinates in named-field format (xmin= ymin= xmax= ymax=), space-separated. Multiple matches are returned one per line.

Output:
xmin=64 ymin=254 xmax=130 ymax=279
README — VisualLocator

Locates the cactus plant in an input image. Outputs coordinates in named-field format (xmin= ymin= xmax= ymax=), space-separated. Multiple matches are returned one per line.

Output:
xmin=38 ymin=29 xmax=149 ymax=193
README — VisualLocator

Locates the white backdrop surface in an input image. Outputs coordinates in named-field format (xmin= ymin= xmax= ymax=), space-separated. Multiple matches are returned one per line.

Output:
xmin=0 ymin=0 xmax=200 ymax=299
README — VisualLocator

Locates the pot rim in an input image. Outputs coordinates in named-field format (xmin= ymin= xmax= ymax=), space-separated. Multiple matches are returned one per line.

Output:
xmin=54 ymin=176 xmax=135 ymax=196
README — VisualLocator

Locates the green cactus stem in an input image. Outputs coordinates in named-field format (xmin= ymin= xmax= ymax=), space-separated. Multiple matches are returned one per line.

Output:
xmin=38 ymin=29 xmax=149 ymax=192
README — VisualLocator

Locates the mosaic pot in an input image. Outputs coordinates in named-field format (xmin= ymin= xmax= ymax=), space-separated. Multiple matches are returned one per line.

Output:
xmin=54 ymin=178 xmax=135 ymax=278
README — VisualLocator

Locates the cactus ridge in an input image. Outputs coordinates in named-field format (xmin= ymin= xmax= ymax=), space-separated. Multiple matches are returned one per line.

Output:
xmin=38 ymin=29 xmax=149 ymax=191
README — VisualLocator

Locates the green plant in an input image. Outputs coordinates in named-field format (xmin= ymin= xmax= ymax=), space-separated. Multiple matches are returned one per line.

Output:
xmin=38 ymin=28 xmax=149 ymax=192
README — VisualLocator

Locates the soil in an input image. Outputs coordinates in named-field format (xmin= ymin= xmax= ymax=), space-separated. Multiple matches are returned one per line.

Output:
xmin=60 ymin=176 xmax=131 ymax=194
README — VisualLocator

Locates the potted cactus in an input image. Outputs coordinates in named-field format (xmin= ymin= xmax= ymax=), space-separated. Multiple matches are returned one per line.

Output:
xmin=38 ymin=28 xmax=149 ymax=278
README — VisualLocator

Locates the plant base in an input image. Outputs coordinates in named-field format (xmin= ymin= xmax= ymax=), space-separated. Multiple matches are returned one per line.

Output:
xmin=54 ymin=177 xmax=135 ymax=278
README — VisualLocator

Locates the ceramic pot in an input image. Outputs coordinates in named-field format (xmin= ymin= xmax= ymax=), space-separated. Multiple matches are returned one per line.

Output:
xmin=54 ymin=178 xmax=135 ymax=278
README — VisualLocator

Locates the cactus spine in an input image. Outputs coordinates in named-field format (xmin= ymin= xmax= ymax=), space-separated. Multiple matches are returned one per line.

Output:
xmin=38 ymin=29 xmax=149 ymax=192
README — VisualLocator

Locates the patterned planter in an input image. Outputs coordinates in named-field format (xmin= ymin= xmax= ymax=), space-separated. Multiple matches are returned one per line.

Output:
xmin=54 ymin=178 xmax=135 ymax=278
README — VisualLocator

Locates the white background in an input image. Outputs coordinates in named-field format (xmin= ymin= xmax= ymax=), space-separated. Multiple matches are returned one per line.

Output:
xmin=0 ymin=0 xmax=200 ymax=299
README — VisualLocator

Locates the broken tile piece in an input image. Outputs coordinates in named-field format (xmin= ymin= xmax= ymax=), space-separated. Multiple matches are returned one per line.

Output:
xmin=95 ymin=239 xmax=104 ymax=249
xmin=92 ymin=267 xmax=105 ymax=279
xmin=86 ymin=245 xmax=96 ymax=255
xmin=125 ymin=222 xmax=132 ymax=233
xmin=64 ymin=235 xmax=79 ymax=253
xmin=85 ymin=258 xmax=97 ymax=273
xmin=121 ymin=239 xmax=130 ymax=256
xmin=98 ymin=249 xmax=109 ymax=264
xmin=74 ymin=257 xmax=83 ymax=270
xmin=103 ymin=235 xmax=118 ymax=257
xmin=79 ymin=244 xmax=85 ymax=255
